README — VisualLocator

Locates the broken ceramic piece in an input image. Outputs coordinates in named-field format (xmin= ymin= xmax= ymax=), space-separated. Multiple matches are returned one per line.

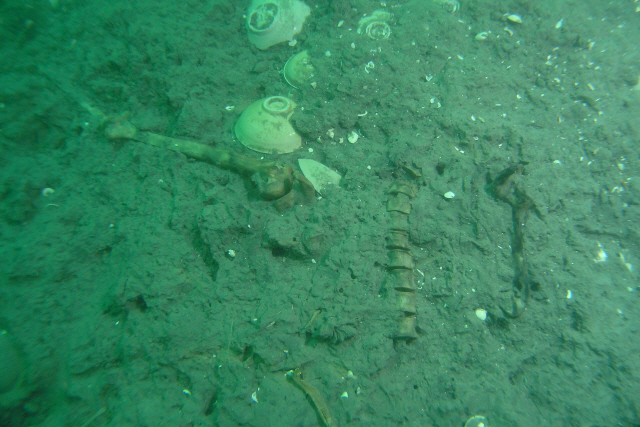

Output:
xmin=283 ymin=50 xmax=315 ymax=88
xmin=298 ymin=159 xmax=342 ymax=194
xmin=246 ymin=0 xmax=311 ymax=50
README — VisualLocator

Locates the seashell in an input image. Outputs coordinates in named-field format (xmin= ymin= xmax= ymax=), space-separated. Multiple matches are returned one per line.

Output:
xmin=464 ymin=415 xmax=488 ymax=427
xmin=347 ymin=131 xmax=359 ymax=143
xmin=506 ymin=14 xmax=522 ymax=23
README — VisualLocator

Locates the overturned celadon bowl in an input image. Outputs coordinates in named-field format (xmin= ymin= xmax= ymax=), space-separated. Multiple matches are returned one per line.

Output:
xmin=235 ymin=96 xmax=302 ymax=154
xmin=246 ymin=0 xmax=311 ymax=50
xmin=284 ymin=50 xmax=315 ymax=88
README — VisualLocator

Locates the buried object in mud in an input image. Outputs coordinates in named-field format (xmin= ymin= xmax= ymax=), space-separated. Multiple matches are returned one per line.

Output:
xmin=283 ymin=50 xmax=315 ymax=89
xmin=286 ymin=369 xmax=337 ymax=427
xmin=44 ymin=75 xmax=315 ymax=211
xmin=234 ymin=96 xmax=302 ymax=154
xmin=486 ymin=164 xmax=538 ymax=318
xmin=104 ymin=114 xmax=315 ymax=211
xmin=384 ymin=180 xmax=419 ymax=340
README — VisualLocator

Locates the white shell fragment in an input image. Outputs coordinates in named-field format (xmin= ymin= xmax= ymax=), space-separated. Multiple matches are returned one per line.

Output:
xmin=618 ymin=253 xmax=634 ymax=272
xmin=593 ymin=242 xmax=607 ymax=263
xmin=507 ymin=14 xmax=522 ymax=23
xmin=326 ymin=128 xmax=335 ymax=139
xmin=41 ymin=187 xmax=55 ymax=196
xmin=298 ymin=159 xmax=342 ymax=194
xmin=444 ymin=191 xmax=456 ymax=199
xmin=475 ymin=308 xmax=488 ymax=321
xmin=347 ymin=131 xmax=359 ymax=143
xmin=465 ymin=415 xmax=488 ymax=427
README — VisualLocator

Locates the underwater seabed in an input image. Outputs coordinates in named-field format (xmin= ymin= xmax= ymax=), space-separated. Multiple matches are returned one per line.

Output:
xmin=0 ymin=0 xmax=639 ymax=425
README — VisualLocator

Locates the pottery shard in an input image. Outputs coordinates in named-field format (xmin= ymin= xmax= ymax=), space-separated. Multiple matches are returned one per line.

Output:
xmin=298 ymin=159 xmax=342 ymax=194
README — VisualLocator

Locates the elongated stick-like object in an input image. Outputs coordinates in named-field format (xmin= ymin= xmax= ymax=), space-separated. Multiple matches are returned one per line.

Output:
xmin=104 ymin=116 xmax=315 ymax=210
xmin=286 ymin=369 xmax=337 ymax=427
xmin=486 ymin=164 xmax=535 ymax=318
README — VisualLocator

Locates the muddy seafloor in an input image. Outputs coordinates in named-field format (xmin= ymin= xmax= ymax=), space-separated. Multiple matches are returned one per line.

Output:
xmin=1 ymin=0 xmax=639 ymax=426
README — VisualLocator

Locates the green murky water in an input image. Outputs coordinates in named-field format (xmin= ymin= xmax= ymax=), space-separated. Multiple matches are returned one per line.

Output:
xmin=1 ymin=0 xmax=639 ymax=425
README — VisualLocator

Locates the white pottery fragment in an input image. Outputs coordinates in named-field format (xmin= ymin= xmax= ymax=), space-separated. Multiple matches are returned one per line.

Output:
xmin=298 ymin=159 xmax=342 ymax=194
